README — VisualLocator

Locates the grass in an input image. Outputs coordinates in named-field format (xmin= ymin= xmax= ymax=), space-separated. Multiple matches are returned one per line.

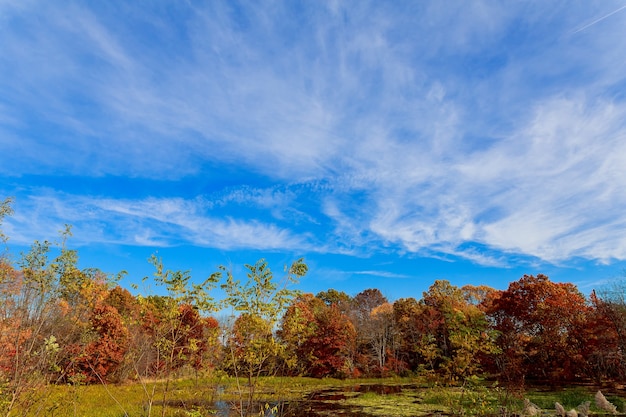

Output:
xmin=10 ymin=376 xmax=413 ymax=416
xmin=343 ymin=382 xmax=626 ymax=417
xmin=338 ymin=382 xmax=520 ymax=416
xmin=10 ymin=378 xmax=220 ymax=417
xmin=526 ymin=386 xmax=626 ymax=415
xmin=7 ymin=377 xmax=626 ymax=417
xmin=343 ymin=390 xmax=428 ymax=417
xmin=525 ymin=386 xmax=592 ymax=410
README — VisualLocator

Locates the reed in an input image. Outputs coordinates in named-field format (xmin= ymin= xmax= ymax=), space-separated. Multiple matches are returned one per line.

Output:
xmin=595 ymin=391 xmax=618 ymax=414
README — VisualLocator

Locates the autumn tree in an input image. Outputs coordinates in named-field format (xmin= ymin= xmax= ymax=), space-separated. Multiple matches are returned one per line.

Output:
xmin=368 ymin=302 xmax=397 ymax=375
xmin=136 ymin=255 xmax=220 ymax=417
xmin=586 ymin=284 xmax=626 ymax=381
xmin=278 ymin=294 xmax=319 ymax=375
xmin=306 ymin=303 xmax=357 ymax=378
xmin=198 ymin=316 xmax=222 ymax=375
xmin=174 ymin=304 xmax=212 ymax=374
xmin=68 ymin=302 xmax=129 ymax=383
xmin=53 ymin=262 xmax=131 ymax=385
xmin=0 ymin=222 xmax=121 ymax=414
xmin=220 ymin=258 xmax=307 ymax=415
xmin=392 ymin=297 xmax=423 ymax=373
xmin=413 ymin=280 xmax=498 ymax=383
xmin=349 ymin=288 xmax=388 ymax=374
xmin=485 ymin=274 xmax=589 ymax=385
xmin=316 ymin=289 xmax=352 ymax=314
xmin=461 ymin=284 xmax=497 ymax=307
xmin=279 ymin=293 xmax=357 ymax=378
xmin=351 ymin=288 xmax=388 ymax=323
xmin=102 ymin=286 xmax=142 ymax=382
xmin=226 ymin=312 xmax=278 ymax=381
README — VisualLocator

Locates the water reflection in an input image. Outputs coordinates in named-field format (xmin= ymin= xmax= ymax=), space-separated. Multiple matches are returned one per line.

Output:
xmin=165 ymin=384 xmax=417 ymax=416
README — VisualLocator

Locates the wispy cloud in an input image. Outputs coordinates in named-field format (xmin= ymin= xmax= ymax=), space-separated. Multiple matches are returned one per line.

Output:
xmin=474 ymin=96 xmax=626 ymax=261
xmin=2 ymin=1 xmax=626 ymax=270
xmin=4 ymin=192 xmax=312 ymax=252
xmin=351 ymin=270 xmax=411 ymax=279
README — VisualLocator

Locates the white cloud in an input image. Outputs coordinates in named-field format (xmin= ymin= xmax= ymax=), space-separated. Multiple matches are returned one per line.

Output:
xmin=472 ymin=96 xmax=626 ymax=260
xmin=3 ymin=193 xmax=311 ymax=252
xmin=319 ymin=92 xmax=626 ymax=264
xmin=351 ymin=270 xmax=411 ymax=279
xmin=2 ymin=2 xmax=626 ymax=268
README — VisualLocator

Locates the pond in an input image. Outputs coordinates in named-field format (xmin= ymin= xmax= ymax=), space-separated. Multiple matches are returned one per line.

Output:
xmin=166 ymin=384 xmax=422 ymax=416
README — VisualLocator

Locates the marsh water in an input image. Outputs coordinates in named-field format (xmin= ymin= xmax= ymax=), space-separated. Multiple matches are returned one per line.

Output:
xmin=167 ymin=384 xmax=417 ymax=416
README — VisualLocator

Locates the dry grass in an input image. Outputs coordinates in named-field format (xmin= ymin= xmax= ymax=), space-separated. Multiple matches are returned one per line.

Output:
xmin=596 ymin=390 xmax=618 ymax=414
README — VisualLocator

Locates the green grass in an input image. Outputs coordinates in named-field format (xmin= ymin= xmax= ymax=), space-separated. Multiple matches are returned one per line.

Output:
xmin=8 ymin=378 xmax=219 ymax=417
xmin=527 ymin=386 xmax=589 ymax=410
xmin=10 ymin=376 xmax=413 ymax=416
xmin=343 ymin=390 xmax=430 ymax=417
xmin=342 ymin=382 xmax=517 ymax=417
xmin=344 ymin=384 xmax=626 ymax=417
xmin=6 ymin=377 xmax=626 ymax=417
xmin=526 ymin=386 xmax=626 ymax=415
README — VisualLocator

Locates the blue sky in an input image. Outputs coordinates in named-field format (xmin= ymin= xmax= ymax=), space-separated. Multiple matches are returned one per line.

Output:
xmin=2 ymin=1 xmax=626 ymax=302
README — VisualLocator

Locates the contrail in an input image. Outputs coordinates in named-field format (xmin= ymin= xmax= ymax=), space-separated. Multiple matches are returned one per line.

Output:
xmin=571 ymin=3 xmax=626 ymax=34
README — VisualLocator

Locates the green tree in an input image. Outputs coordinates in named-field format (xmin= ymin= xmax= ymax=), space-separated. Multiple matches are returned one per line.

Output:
xmin=220 ymin=258 xmax=307 ymax=416
xmin=137 ymin=255 xmax=220 ymax=417
xmin=0 ymin=197 xmax=13 ymax=251
xmin=316 ymin=289 xmax=352 ymax=314
xmin=419 ymin=280 xmax=498 ymax=383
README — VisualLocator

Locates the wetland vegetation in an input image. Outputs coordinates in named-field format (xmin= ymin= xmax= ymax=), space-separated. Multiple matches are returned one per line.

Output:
xmin=18 ymin=376 xmax=626 ymax=416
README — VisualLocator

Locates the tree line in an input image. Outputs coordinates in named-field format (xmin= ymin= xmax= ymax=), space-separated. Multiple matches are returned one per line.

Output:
xmin=1 ymin=197 xmax=625 ymax=413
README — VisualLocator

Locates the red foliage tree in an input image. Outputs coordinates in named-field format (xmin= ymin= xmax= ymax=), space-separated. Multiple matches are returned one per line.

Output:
xmin=174 ymin=304 xmax=208 ymax=371
xmin=485 ymin=274 xmax=589 ymax=384
xmin=280 ymin=293 xmax=357 ymax=378
xmin=69 ymin=303 xmax=129 ymax=383
xmin=584 ymin=290 xmax=625 ymax=381
xmin=305 ymin=304 xmax=357 ymax=377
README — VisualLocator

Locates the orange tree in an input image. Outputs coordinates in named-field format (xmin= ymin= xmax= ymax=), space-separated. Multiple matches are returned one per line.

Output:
xmin=277 ymin=294 xmax=319 ymax=375
xmin=102 ymin=286 xmax=143 ymax=382
xmin=392 ymin=297 xmax=423 ymax=373
xmin=368 ymin=302 xmax=396 ymax=375
xmin=0 ymin=219 xmax=126 ymax=414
